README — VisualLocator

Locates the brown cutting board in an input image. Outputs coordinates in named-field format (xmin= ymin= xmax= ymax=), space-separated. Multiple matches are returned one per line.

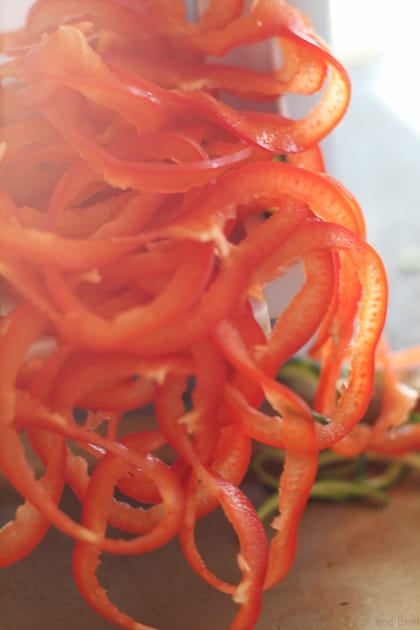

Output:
xmin=1 ymin=471 xmax=420 ymax=630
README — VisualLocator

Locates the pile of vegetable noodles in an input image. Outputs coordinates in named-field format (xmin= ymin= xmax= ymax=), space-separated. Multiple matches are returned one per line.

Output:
xmin=0 ymin=1 xmax=418 ymax=629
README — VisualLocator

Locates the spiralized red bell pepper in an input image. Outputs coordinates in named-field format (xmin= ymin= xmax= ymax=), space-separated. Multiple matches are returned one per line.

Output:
xmin=0 ymin=2 xmax=413 ymax=629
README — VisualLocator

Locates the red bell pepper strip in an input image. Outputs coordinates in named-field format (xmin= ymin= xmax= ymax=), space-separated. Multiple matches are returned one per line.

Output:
xmin=176 ymin=400 xmax=253 ymax=580
xmin=312 ymin=255 xmax=362 ymax=413
xmin=51 ymin=352 xmax=193 ymax=410
xmin=307 ymin=252 xmax=340 ymax=357
xmin=100 ymin=199 xmax=311 ymax=356
xmin=25 ymin=0 xmax=165 ymax=43
xmin=333 ymin=340 xmax=417 ymax=457
xmin=331 ymin=424 xmax=371 ymax=458
xmin=45 ymin=240 xmax=213 ymax=349
xmin=250 ymin=220 xmax=387 ymax=448
xmin=212 ymin=319 xmax=314 ymax=435
xmin=0 ymin=118 xmax=59 ymax=153
xmin=176 ymin=0 xmax=350 ymax=147
xmin=264 ymin=449 xmax=318 ymax=589
xmin=184 ymin=339 xmax=227 ymax=465
xmin=0 ymin=212 xmax=145 ymax=272
xmin=77 ymin=376 xmax=155 ymax=412
xmin=162 ymin=162 xmax=364 ymax=242
xmin=46 ymin=159 xmax=113 ymax=230
xmin=84 ymin=193 xmax=162 ymax=239
xmin=63 ymin=445 xmax=166 ymax=536
xmin=321 ymin=174 xmax=366 ymax=237
xmin=107 ymin=44 xmax=324 ymax=100
xmin=196 ymin=0 xmax=245 ymax=31
xmin=72 ymin=432 xmax=184 ymax=629
xmin=99 ymin=241 xmax=188 ymax=289
xmin=25 ymin=26 xmax=170 ymax=134
xmin=0 ymin=83 xmax=34 ymax=125
xmin=92 ymin=288 xmax=153 ymax=317
xmin=44 ymin=192 xmax=136 ymax=237
xmin=116 ymin=431 xmax=168 ymax=507
xmin=49 ymin=173 xmax=162 ymax=237
xmin=0 ymin=431 xmax=65 ymax=567
xmin=211 ymin=319 xmax=318 ymax=588
xmin=108 ymin=58 xmax=344 ymax=154
xmin=230 ymin=249 xmax=335 ymax=409
xmin=230 ymin=300 xmax=268 ymax=347
xmin=224 ymin=383 xmax=286 ymax=448
xmin=371 ymin=340 xmax=417 ymax=436
xmin=196 ymin=421 xmax=252 ymax=519
xmin=76 ymin=432 xmax=184 ymax=551
xmin=254 ymin=251 xmax=335 ymax=375
xmin=155 ymin=374 xmax=268 ymax=630
xmin=369 ymin=424 xmax=420 ymax=456
xmin=105 ymin=129 xmax=211 ymax=168
xmin=179 ymin=473 xmax=236 ymax=596
xmin=41 ymin=350 xmax=188 ymax=521
xmin=287 ymin=144 xmax=326 ymax=172
xmin=14 ymin=390 xmax=185 ymax=549
xmin=0 ymin=339 xmax=69 ymax=567
xmin=0 ymin=418 xmax=99 ymax=545
xmin=0 ymin=303 xmax=46 ymax=424
xmin=44 ymin=102 xmax=252 ymax=194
